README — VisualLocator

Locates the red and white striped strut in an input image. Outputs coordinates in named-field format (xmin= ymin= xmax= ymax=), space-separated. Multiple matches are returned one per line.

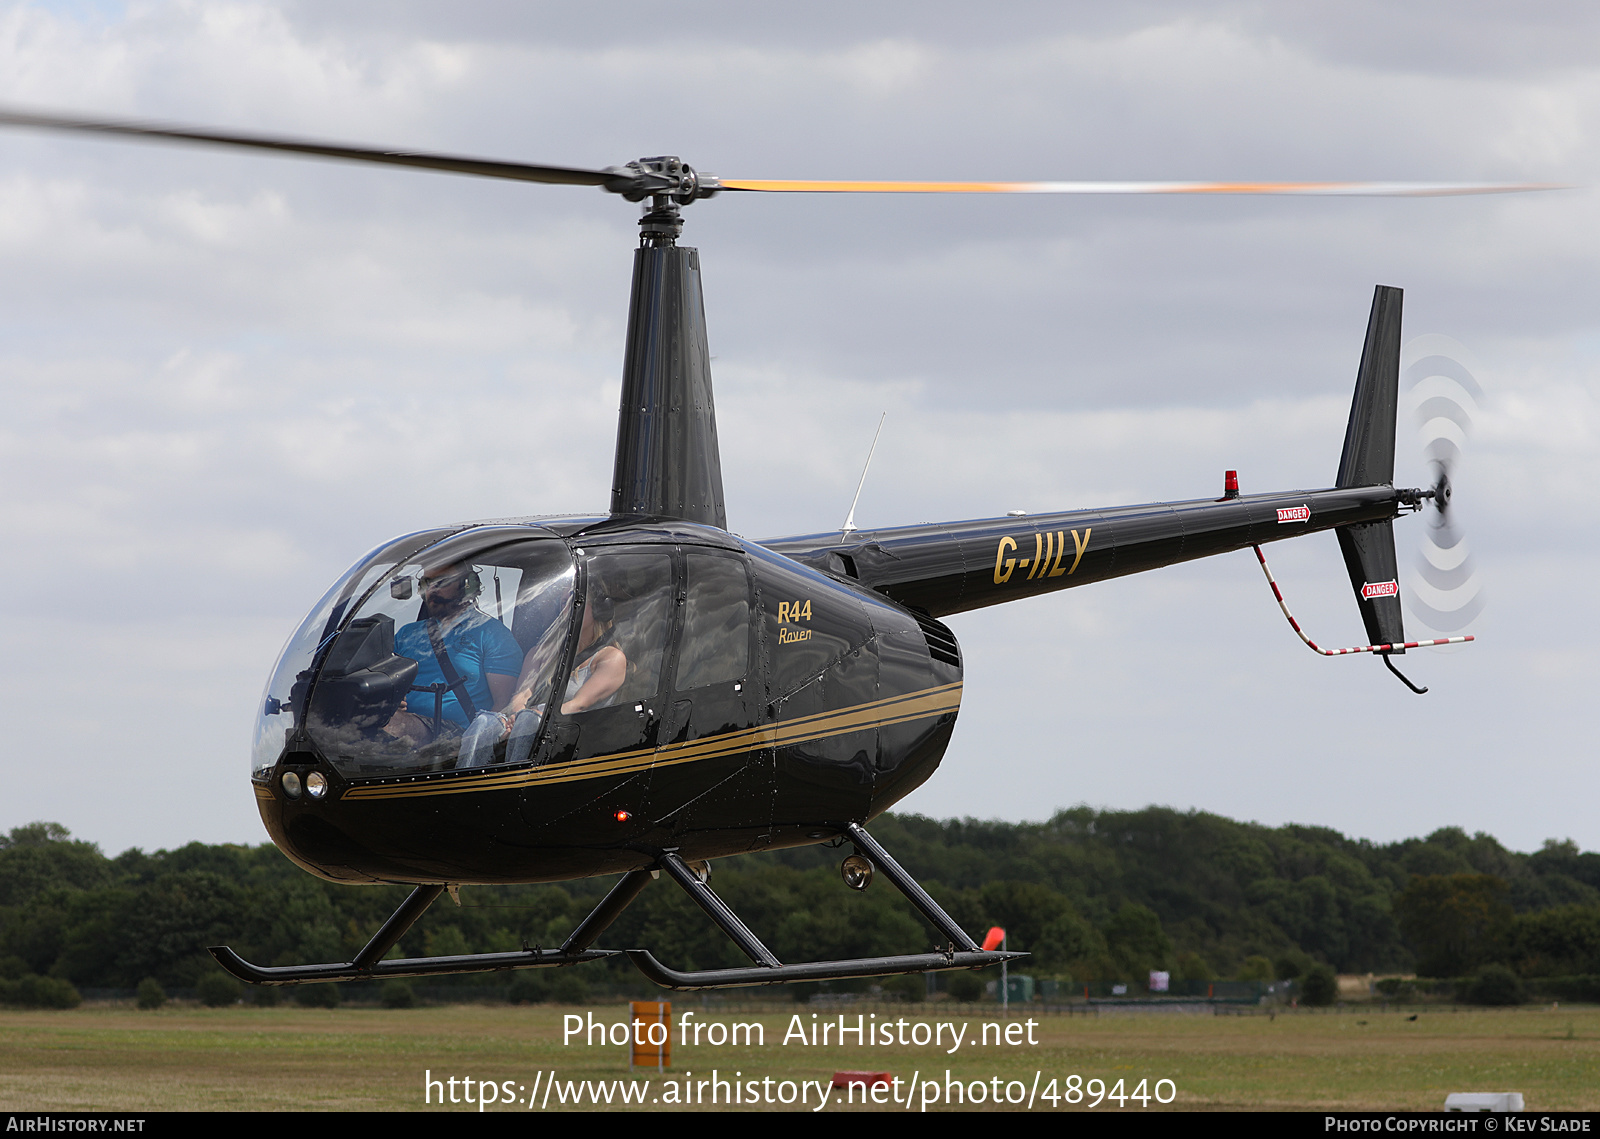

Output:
xmin=1251 ymin=545 xmax=1474 ymax=655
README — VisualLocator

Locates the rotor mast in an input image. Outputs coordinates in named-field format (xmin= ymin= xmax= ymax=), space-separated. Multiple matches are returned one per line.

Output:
xmin=608 ymin=158 xmax=728 ymax=529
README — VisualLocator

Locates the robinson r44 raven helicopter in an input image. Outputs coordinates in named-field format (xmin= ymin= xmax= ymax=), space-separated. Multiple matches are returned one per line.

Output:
xmin=1 ymin=109 xmax=1530 ymax=989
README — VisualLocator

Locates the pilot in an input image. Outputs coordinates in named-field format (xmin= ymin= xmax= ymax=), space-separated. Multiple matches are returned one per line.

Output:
xmin=459 ymin=591 xmax=628 ymax=768
xmin=383 ymin=560 xmax=522 ymax=748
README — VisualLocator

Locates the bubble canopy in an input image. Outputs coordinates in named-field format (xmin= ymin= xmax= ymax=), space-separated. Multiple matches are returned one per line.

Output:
xmin=253 ymin=526 xmax=577 ymax=781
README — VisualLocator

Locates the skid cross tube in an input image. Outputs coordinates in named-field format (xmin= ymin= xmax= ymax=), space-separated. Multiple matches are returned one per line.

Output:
xmin=623 ymin=825 xmax=1023 ymax=990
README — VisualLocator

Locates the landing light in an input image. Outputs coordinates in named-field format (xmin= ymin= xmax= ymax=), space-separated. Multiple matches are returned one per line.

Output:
xmin=281 ymin=771 xmax=301 ymax=799
xmin=306 ymin=771 xmax=328 ymax=800
xmin=841 ymin=854 xmax=874 ymax=891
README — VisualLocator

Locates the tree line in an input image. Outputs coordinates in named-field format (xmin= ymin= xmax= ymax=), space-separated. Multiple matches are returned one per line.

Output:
xmin=3 ymin=808 xmax=1598 ymax=1002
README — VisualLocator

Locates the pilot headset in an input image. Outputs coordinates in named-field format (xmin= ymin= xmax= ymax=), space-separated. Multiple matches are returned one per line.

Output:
xmin=421 ymin=563 xmax=482 ymax=600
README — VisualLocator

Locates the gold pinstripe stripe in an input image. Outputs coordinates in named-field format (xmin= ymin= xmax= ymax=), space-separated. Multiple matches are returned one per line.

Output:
xmin=340 ymin=682 xmax=963 ymax=801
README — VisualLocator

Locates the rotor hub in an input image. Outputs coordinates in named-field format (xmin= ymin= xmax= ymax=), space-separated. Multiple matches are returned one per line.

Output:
xmin=606 ymin=155 xmax=721 ymax=204
xmin=1432 ymin=468 xmax=1452 ymax=510
xmin=606 ymin=156 xmax=723 ymax=246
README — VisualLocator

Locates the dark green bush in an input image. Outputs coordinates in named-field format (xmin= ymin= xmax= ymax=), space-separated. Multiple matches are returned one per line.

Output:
xmin=877 ymin=972 xmax=927 ymax=1002
xmin=546 ymin=970 xmax=589 ymax=1004
xmin=0 ymin=974 xmax=81 ymax=1008
xmin=1300 ymin=965 xmax=1337 ymax=1006
xmin=295 ymin=983 xmax=341 ymax=1008
xmin=380 ymin=981 xmax=416 ymax=1008
xmin=1464 ymin=964 xmax=1524 ymax=1006
xmin=1273 ymin=954 xmax=1307 ymax=981
xmin=1527 ymin=975 xmax=1600 ymax=1003
xmin=946 ymin=971 xmax=983 ymax=1003
xmin=136 ymin=977 xmax=165 ymax=1010
xmin=1238 ymin=955 xmax=1274 ymax=981
xmin=196 ymin=972 xmax=243 ymax=1008
xmin=506 ymin=974 xmax=548 ymax=1004
xmin=28 ymin=976 xmax=80 ymax=1009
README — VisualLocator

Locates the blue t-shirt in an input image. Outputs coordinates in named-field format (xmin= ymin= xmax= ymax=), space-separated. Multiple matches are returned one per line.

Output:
xmin=396 ymin=609 xmax=522 ymax=727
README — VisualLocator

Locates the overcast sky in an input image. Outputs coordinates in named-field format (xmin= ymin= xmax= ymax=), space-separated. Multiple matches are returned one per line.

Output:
xmin=1 ymin=1 xmax=1595 ymax=859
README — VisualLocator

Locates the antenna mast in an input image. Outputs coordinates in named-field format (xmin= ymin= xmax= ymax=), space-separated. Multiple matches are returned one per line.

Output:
xmin=840 ymin=413 xmax=887 ymax=535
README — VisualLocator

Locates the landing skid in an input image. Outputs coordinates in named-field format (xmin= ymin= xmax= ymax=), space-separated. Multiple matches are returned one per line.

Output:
xmin=209 ymin=823 xmax=1022 ymax=990
xmin=210 ymin=866 xmax=650 ymax=986
xmin=210 ymin=944 xmax=618 ymax=985
xmin=626 ymin=949 xmax=1013 ymax=990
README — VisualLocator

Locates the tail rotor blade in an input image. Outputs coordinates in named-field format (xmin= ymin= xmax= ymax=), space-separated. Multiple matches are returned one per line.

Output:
xmin=1406 ymin=588 xmax=1486 ymax=633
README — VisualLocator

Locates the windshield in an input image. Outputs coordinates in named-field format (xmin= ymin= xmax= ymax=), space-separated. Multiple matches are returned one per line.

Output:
xmin=252 ymin=527 xmax=576 ymax=779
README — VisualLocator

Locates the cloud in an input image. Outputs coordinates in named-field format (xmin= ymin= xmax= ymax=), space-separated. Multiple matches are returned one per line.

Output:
xmin=0 ymin=2 xmax=1594 ymax=855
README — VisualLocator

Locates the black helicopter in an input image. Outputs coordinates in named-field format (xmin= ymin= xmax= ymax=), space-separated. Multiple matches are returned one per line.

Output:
xmin=0 ymin=110 xmax=1513 ymax=990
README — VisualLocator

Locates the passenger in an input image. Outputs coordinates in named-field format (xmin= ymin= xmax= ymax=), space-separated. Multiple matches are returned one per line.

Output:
xmin=459 ymin=592 xmax=628 ymax=768
xmin=383 ymin=561 xmax=522 ymax=749
xmin=557 ymin=593 xmax=628 ymax=714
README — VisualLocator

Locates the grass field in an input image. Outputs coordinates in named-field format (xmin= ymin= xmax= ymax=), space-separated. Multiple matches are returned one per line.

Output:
xmin=2 ymin=1001 xmax=1596 ymax=1112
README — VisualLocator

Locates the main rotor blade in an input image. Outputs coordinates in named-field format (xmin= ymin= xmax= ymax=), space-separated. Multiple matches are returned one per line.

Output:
xmin=0 ymin=108 xmax=616 ymax=188
xmin=1 ymin=108 xmax=1563 ymax=200
xmin=720 ymin=179 xmax=1563 ymax=196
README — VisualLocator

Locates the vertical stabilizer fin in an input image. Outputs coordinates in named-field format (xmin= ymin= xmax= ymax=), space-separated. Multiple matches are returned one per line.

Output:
xmin=1336 ymin=285 xmax=1402 ymax=489
xmin=1336 ymin=285 xmax=1406 ymax=651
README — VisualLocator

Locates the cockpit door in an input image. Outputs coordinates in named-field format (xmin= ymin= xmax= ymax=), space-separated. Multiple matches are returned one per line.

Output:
xmin=664 ymin=549 xmax=756 ymax=744
xmin=539 ymin=547 xmax=677 ymax=763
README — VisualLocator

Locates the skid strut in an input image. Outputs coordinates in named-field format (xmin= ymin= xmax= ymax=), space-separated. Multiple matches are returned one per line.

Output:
xmin=625 ymin=823 xmax=1022 ymax=990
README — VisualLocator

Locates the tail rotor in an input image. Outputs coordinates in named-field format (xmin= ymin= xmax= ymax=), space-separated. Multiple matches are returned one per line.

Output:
xmin=1403 ymin=338 xmax=1485 ymax=633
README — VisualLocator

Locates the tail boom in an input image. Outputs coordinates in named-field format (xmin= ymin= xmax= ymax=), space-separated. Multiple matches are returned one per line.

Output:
xmin=763 ymin=482 xmax=1402 ymax=619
